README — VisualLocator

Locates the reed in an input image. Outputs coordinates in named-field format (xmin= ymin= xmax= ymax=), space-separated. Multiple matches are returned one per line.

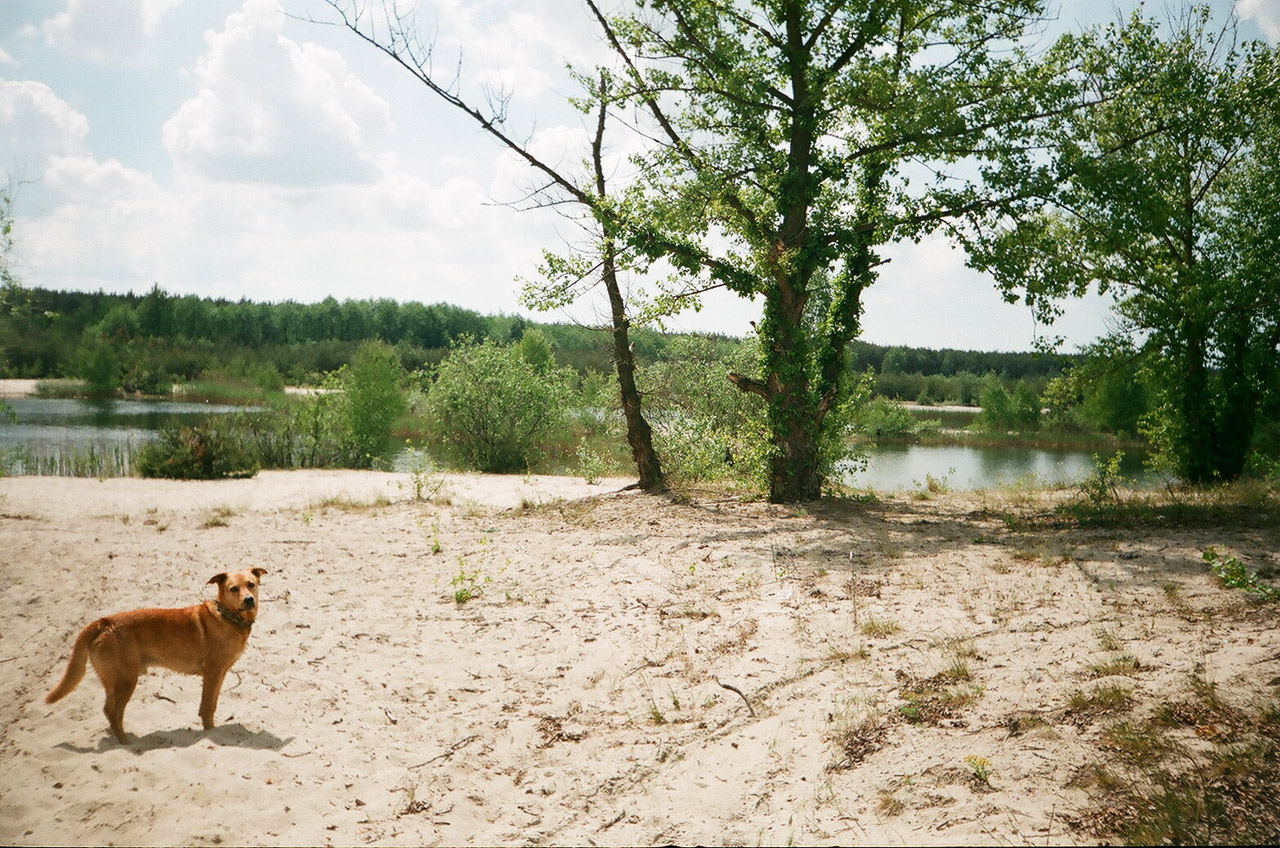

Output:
xmin=2 ymin=441 xmax=138 ymax=477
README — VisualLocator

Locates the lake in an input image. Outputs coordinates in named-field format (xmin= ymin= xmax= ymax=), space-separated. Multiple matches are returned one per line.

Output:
xmin=1 ymin=397 xmax=1148 ymax=489
xmin=838 ymin=442 xmax=1151 ymax=491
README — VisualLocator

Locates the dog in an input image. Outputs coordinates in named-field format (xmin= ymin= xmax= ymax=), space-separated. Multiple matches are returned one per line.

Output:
xmin=45 ymin=568 xmax=267 ymax=743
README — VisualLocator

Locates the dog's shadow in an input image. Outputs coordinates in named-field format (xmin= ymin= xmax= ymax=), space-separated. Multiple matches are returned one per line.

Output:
xmin=57 ymin=724 xmax=294 ymax=755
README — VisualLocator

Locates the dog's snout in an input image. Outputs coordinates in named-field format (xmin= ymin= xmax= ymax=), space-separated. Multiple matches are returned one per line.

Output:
xmin=243 ymin=596 xmax=256 ymax=609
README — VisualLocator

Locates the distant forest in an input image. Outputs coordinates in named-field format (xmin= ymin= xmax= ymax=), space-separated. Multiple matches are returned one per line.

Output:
xmin=0 ymin=285 xmax=1073 ymax=390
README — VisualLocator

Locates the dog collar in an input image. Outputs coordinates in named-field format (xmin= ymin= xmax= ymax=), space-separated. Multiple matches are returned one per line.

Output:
xmin=215 ymin=602 xmax=253 ymax=633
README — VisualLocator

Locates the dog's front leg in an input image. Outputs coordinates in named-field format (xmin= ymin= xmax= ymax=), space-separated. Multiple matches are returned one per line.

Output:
xmin=199 ymin=666 xmax=229 ymax=730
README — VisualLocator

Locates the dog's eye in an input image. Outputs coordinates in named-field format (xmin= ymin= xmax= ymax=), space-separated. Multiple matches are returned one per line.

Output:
xmin=247 ymin=582 xmax=256 ymax=590
xmin=230 ymin=586 xmax=241 ymax=593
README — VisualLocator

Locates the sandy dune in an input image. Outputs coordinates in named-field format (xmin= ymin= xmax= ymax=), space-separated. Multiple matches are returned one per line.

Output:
xmin=1 ymin=470 xmax=1276 ymax=846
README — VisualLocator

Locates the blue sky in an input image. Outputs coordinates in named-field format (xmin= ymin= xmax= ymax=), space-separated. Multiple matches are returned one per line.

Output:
xmin=2 ymin=1 xmax=1274 ymax=352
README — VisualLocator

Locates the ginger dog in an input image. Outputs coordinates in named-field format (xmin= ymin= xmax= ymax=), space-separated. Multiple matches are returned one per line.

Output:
xmin=46 ymin=568 xmax=267 ymax=743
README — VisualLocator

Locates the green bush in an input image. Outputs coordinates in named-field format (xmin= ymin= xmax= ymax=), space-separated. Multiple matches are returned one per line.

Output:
xmin=426 ymin=338 xmax=569 ymax=473
xmin=342 ymin=341 xmax=407 ymax=464
xmin=642 ymin=336 xmax=770 ymax=489
xmin=136 ymin=420 xmax=258 ymax=479
xmin=854 ymin=396 xmax=918 ymax=439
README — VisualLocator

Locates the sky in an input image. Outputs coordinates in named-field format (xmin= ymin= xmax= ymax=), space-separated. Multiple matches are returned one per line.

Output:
xmin=1 ymin=0 xmax=1275 ymax=353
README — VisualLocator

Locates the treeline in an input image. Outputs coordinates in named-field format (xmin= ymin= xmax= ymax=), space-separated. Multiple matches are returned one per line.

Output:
xmin=0 ymin=285 xmax=1069 ymax=393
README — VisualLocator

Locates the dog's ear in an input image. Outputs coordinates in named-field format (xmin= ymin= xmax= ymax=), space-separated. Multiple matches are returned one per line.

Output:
xmin=251 ymin=567 xmax=267 ymax=578
xmin=208 ymin=573 xmax=229 ymax=587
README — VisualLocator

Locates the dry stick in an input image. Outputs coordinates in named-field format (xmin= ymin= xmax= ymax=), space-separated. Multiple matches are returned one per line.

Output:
xmin=715 ymin=678 xmax=756 ymax=717
xmin=410 ymin=734 xmax=479 ymax=769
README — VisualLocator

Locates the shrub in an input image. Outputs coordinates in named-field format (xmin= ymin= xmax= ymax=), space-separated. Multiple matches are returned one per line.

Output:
xmin=642 ymin=336 xmax=770 ymax=489
xmin=136 ymin=420 xmax=258 ymax=479
xmin=341 ymin=341 xmax=407 ymax=464
xmin=854 ymin=396 xmax=917 ymax=440
xmin=427 ymin=338 xmax=569 ymax=473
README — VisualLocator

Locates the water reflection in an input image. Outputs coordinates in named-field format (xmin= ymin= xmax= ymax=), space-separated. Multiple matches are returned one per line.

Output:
xmin=843 ymin=442 xmax=1151 ymax=491
xmin=0 ymin=397 xmax=255 ymax=457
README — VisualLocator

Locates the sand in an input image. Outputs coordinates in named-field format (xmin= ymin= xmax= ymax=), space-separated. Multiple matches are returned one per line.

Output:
xmin=1 ymin=469 xmax=1277 ymax=846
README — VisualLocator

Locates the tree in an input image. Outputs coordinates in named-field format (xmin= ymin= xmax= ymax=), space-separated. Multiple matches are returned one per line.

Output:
xmin=319 ymin=3 xmax=666 ymax=492
xmin=965 ymin=7 xmax=1280 ymax=482
xmin=590 ymin=0 xmax=1074 ymax=501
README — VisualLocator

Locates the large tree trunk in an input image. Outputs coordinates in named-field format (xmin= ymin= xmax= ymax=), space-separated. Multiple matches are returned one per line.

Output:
xmin=1178 ymin=328 xmax=1218 ymax=484
xmin=1210 ymin=313 xmax=1264 ymax=482
xmin=768 ymin=413 xmax=823 ymax=502
xmin=732 ymin=278 xmax=827 ymax=503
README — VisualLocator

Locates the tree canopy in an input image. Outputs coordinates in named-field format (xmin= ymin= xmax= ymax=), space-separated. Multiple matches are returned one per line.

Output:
xmin=964 ymin=7 xmax=1280 ymax=482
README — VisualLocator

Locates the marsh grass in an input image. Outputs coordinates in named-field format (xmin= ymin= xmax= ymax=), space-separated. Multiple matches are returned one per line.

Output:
xmin=2 ymin=441 xmax=136 ymax=477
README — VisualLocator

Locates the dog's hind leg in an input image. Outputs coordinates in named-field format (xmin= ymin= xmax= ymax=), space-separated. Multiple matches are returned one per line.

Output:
xmin=103 ymin=676 xmax=137 ymax=744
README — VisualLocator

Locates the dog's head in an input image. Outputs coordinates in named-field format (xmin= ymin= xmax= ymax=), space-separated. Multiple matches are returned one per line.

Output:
xmin=208 ymin=567 xmax=267 ymax=622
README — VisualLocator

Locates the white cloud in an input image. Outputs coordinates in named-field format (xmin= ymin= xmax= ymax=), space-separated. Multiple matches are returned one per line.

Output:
xmin=163 ymin=0 xmax=390 ymax=186
xmin=0 ymin=80 xmax=89 ymax=179
xmin=1238 ymin=0 xmax=1280 ymax=41
xmin=431 ymin=0 xmax=605 ymax=101
xmin=30 ymin=155 xmax=174 ymax=284
xmin=42 ymin=0 xmax=183 ymax=64
xmin=861 ymin=233 xmax=1109 ymax=352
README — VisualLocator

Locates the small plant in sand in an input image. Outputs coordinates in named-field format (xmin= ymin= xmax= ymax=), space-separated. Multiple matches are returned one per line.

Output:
xmin=401 ymin=444 xmax=447 ymax=502
xmin=1087 ymin=654 xmax=1144 ymax=678
xmin=1096 ymin=628 xmax=1122 ymax=652
xmin=1202 ymin=547 xmax=1279 ymax=602
xmin=963 ymin=754 xmax=992 ymax=786
xmin=198 ymin=505 xmax=237 ymax=529
xmin=1065 ymin=683 xmax=1134 ymax=723
xmin=876 ymin=788 xmax=905 ymax=817
xmin=451 ymin=558 xmax=489 ymax=605
xmin=575 ymin=436 xmax=605 ymax=485
xmin=861 ymin=617 xmax=900 ymax=638
xmin=827 ymin=703 xmax=888 ymax=771
xmin=422 ymin=516 xmax=442 ymax=554
xmin=827 ymin=643 xmax=870 ymax=662
xmin=638 ymin=673 xmax=666 ymax=725
xmin=896 ymin=669 xmax=983 ymax=725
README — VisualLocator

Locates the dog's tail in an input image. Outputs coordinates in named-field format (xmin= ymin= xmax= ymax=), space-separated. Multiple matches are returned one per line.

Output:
xmin=45 ymin=620 xmax=107 ymax=704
